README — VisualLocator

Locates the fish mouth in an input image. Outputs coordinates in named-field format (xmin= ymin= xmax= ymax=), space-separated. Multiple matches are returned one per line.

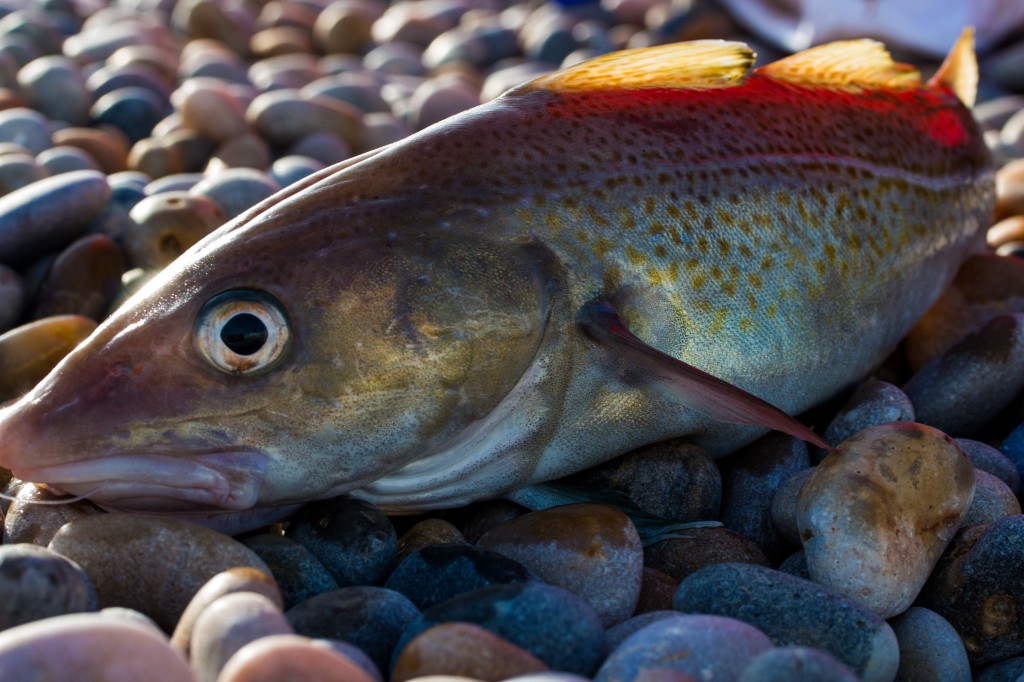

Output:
xmin=11 ymin=451 xmax=271 ymax=513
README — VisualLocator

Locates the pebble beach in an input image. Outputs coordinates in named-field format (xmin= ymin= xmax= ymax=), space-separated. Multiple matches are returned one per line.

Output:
xmin=1 ymin=0 xmax=1024 ymax=680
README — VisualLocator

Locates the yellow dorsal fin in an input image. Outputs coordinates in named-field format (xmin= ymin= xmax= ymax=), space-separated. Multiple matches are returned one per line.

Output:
xmin=928 ymin=27 xmax=977 ymax=108
xmin=516 ymin=40 xmax=754 ymax=94
xmin=758 ymin=39 xmax=920 ymax=90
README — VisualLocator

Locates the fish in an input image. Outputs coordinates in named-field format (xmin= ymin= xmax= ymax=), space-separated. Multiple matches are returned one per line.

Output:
xmin=0 ymin=29 xmax=994 ymax=533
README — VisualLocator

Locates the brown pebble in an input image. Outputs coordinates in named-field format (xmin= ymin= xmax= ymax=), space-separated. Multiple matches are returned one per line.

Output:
xmin=173 ymin=0 xmax=254 ymax=57
xmin=125 ymin=191 xmax=224 ymax=270
xmin=249 ymin=26 xmax=312 ymax=58
xmin=987 ymin=215 xmax=1024 ymax=249
xmin=32 ymin=234 xmax=126 ymax=321
xmin=643 ymin=525 xmax=770 ymax=582
xmin=164 ymin=129 xmax=217 ymax=174
xmin=633 ymin=567 xmax=679 ymax=615
xmin=247 ymin=88 xmax=363 ymax=150
xmin=392 ymin=622 xmax=548 ymax=682
xmin=128 ymin=136 xmax=184 ymax=178
xmin=217 ymin=634 xmax=376 ymax=682
xmin=207 ymin=133 xmax=271 ymax=172
xmin=52 ymin=127 xmax=129 ymax=174
xmin=996 ymin=158 xmax=1024 ymax=221
xmin=396 ymin=518 xmax=466 ymax=561
xmin=190 ymin=592 xmax=292 ymax=682
xmin=314 ymin=0 xmax=378 ymax=55
xmin=175 ymin=80 xmax=250 ymax=144
xmin=0 ymin=315 xmax=96 ymax=401
xmin=3 ymin=481 xmax=103 ymax=546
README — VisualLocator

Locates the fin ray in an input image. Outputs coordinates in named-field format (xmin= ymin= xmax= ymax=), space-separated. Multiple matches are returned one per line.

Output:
xmin=928 ymin=27 xmax=977 ymax=108
xmin=758 ymin=39 xmax=920 ymax=90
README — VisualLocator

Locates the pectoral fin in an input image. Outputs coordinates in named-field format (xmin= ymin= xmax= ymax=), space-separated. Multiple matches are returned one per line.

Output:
xmin=579 ymin=300 xmax=830 ymax=450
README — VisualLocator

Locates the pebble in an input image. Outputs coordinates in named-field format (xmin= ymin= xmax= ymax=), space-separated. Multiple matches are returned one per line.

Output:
xmin=3 ymin=482 xmax=103 ymax=546
xmin=392 ymin=622 xmax=548 ymax=682
xmin=0 ymin=543 xmax=98 ymax=630
xmin=477 ymin=503 xmax=643 ymax=627
xmin=996 ymin=158 xmax=1024 ymax=220
xmin=888 ymin=606 xmax=971 ymax=682
xmin=208 ymin=133 xmax=272 ymax=171
xmin=36 ymin=146 xmax=101 ymax=175
xmin=124 ymin=191 xmax=224 ymax=269
xmin=190 ymin=591 xmax=293 ymax=682
xmin=797 ymin=422 xmax=974 ymax=618
xmin=737 ymin=647 xmax=860 ymax=682
xmin=247 ymin=88 xmax=363 ymax=150
xmin=90 ymin=86 xmax=172 ymax=145
xmin=239 ymin=534 xmax=339 ymax=610
xmin=395 ymin=518 xmax=466 ymax=561
xmin=642 ymin=525 xmax=769 ymax=581
xmin=384 ymin=543 xmax=534 ymax=611
xmin=31 ymin=234 xmax=125 ymax=320
xmin=604 ymin=611 xmax=682 ymax=651
xmin=0 ymin=314 xmax=97 ymax=401
xmin=976 ymin=657 xmax=1024 ymax=682
xmin=958 ymin=438 xmax=1022 ymax=495
xmin=399 ymin=582 xmax=607 ymax=677
xmin=174 ymin=79 xmax=250 ymax=144
xmin=0 ymin=262 xmax=24 ymax=331
xmin=0 ymin=107 xmax=52 ymax=155
xmin=0 ymin=612 xmax=194 ymax=681
xmin=189 ymin=167 xmax=281 ymax=220
xmin=822 ymin=378 xmax=915 ymax=448
xmin=673 ymin=562 xmax=900 ymax=682
xmin=217 ymin=634 xmax=377 ymax=682
xmin=16 ymin=55 xmax=91 ymax=127
xmin=962 ymin=469 xmax=1022 ymax=526
xmin=0 ymin=151 xmax=47 ymax=195
xmin=269 ymin=155 xmax=325 ymax=187
xmin=595 ymin=614 xmax=772 ymax=682
xmin=47 ymin=514 xmax=272 ymax=632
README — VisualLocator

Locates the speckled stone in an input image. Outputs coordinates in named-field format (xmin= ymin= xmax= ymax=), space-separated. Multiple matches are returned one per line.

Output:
xmin=958 ymin=438 xmax=1021 ymax=495
xmin=190 ymin=592 xmax=293 ymax=682
xmin=0 ymin=315 xmax=97 ymax=401
xmin=673 ymin=562 xmax=899 ymax=682
xmin=398 ymin=582 xmax=606 ymax=677
xmin=240 ymin=534 xmax=339 ymax=610
xmin=604 ymin=611 xmax=683 ymax=652
xmin=285 ymin=497 xmax=397 ymax=587
xmin=643 ymin=525 xmax=769 ymax=582
xmin=3 ymin=482 xmax=103 ymax=546
xmin=0 ymin=544 xmax=98 ymax=630
xmin=384 ymin=543 xmax=534 ymax=611
xmin=596 ymin=614 xmax=772 ymax=682
xmin=392 ymin=622 xmax=548 ymax=682
xmin=737 ymin=647 xmax=860 ymax=682
xmin=0 ymin=613 xmax=194 ymax=681
xmin=823 ymin=379 xmax=915 ymax=448
xmin=189 ymin=167 xmax=281 ymax=220
xmin=797 ymin=422 xmax=975 ymax=618
xmin=477 ymin=503 xmax=642 ymax=627
xmin=286 ymin=586 xmax=420 ymax=673
xmin=889 ymin=606 xmax=971 ymax=682
xmin=217 ymin=634 xmax=377 ymax=682
xmin=124 ymin=191 xmax=224 ymax=269
xmin=720 ymin=432 xmax=808 ymax=563
xmin=48 ymin=514 xmax=271 ymax=633
xmin=975 ymin=656 xmax=1024 ymax=682
xmin=918 ymin=515 xmax=1024 ymax=666
xmin=31 ymin=234 xmax=125 ymax=320
xmin=634 ymin=567 xmax=678 ymax=615
xmin=395 ymin=518 xmax=466 ymax=561
xmin=962 ymin=469 xmax=1022 ymax=526
xmin=458 ymin=500 xmax=527 ymax=544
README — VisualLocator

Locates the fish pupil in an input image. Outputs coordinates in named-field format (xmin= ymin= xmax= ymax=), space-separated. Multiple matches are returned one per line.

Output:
xmin=221 ymin=313 xmax=268 ymax=355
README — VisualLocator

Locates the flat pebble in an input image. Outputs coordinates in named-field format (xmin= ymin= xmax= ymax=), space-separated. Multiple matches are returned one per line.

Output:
xmin=217 ymin=634 xmax=376 ymax=682
xmin=737 ymin=647 xmax=859 ymax=682
xmin=384 ymin=543 xmax=534 ymax=611
xmin=48 ymin=514 xmax=271 ymax=632
xmin=642 ymin=525 xmax=769 ymax=581
xmin=247 ymin=88 xmax=363 ymax=150
xmin=190 ymin=592 xmax=293 ymax=682
xmin=36 ymin=145 xmax=100 ymax=175
xmin=962 ymin=469 xmax=1022 ymax=526
xmin=124 ymin=191 xmax=224 ymax=269
xmin=0 ymin=612 xmax=194 ymax=681
xmin=32 ymin=234 xmax=125 ymax=320
xmin=595 ymin=614 xmax=772 ymax=682
xmin=287 ymin=130 xmax=350 ymax=165
xmin=239 ymin=534 xmax=338 ymax=610
xmin=0 ymin=543 xmax=97 ymax=630
xmin=0 ymin=315 xmax=96 ymax=401
xmin=189 ymin=168 xmax=280 ymax=220
xmin=889 ymin=606 xmax=971 ymax=682
xmin=286 ymin=585 xmax=420 ymax=673
xmin=269 ymin=155 xmax=323 ymax=187
xmin=0 ymin=106 xmax=52 ymax=154
xmin=673 ymin=562 xmax=900 ymax=682
xmin=0 ymin=151 xmax=47 ymax=195
xmin=477 ymin=503 xmax=642 ymax=627
xmin=392 ymin=622 xmax=548 ymax=682
xmin=823 ymin=378 xmax=915 ymax=448
xmin=958 ymin=438 xmax=1021 ymax=495
xmin=798 ymin=422 xmax=974 ymax=618
xmin=17 ymin=55 xmax=90 ymax=126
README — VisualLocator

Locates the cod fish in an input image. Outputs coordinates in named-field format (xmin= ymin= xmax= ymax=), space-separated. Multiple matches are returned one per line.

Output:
xmin=0 ymin=31 xmax=994 ymax=532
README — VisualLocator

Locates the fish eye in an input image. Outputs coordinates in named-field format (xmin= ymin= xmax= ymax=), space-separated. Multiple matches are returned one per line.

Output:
xmin=194 ymin=290 xmax=291 ymax=375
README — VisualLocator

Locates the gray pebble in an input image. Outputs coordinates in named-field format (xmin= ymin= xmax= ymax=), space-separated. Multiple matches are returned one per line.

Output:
xmin=962 ymin=469 xmax=1021 ymax=527
xmin=958 ymin=438 xmax=1021 ymax=495
xmin=823 ymin=378 xmax=915 ymax=449
xmin=738 ymin=646 xmax=860 ymax=681
xmin=0 ymin=543 xmax=98 ymax=630
xmin=889 ymin=606 xmax=971 ymax=682
xmin=189 ymin=168 xmax=281 ymax=220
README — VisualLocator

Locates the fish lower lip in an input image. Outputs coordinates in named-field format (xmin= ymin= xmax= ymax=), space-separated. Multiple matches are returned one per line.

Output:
xmin=12 ymin=451 xmax=269 ymax=512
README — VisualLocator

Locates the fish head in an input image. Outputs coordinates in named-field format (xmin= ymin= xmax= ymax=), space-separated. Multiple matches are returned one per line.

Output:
xmin=0 ymin=180 xmax=556 ymax=530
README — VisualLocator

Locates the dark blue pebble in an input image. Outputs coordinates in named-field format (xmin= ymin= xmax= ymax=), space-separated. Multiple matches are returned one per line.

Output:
xmin=776 ymin=550 xmax=810 ymax=579
xmin=604 ymin=610 xmax=682 ymax=651
xmin=673 ymin=562 xmax=898 ymax=682
xmin=240 ymin=533 xmax=339 ymax=610
xmin=888 ymin=606 xmax=971 ymax=682
xmin=285 ymin=496 xmax=397 ymax=587
xmin=90 ymin=86 xmax=171 ymax=144
xmin=737 ymin=646 xmax=859 ymax=682
xmin=286 ymin=585 xmax=419 ymax=674
xmin=86 ymin=64 xmax=173 ymax=101
xmin=396 ymin=581 xmax=606 ymax=677
xmin=0 ymin=543 xmax=99 ymax=630
xmin=976 ymin=655 xmax=1024 ymax=682
xmin=383 ymin=543 xmax=535 ymax=611
xmin=959 ymin=438 xmax=1021 ymax=495
xmin=999 ymin=424 xmax=1024 ymax=485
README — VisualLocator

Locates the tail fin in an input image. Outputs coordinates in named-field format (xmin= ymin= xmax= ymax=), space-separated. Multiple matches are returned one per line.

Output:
xmin=928 ymin=27 xmax=977 ymax=108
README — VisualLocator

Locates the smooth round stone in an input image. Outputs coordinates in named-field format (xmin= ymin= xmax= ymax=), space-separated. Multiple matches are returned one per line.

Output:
xmin=976 ymin=96 xmax=1024 ymax=132
xmin=392 ymin=622 xmax=548 ymax=682
xmin=406 ymin=74 xmax=480 ymax=131
xmin=0 ymin=168 xmax=110 ymax=266
xmin=302 ymin=72 xmax=390 ymax=114
xmin=36 ymin=145 xmax=100 ymax=174
xmin=249 ymin=53 xmax=323 ymax=91
xmin=128 ymin=137 xmax=184 ymax=179
xmin=595 ymin=614 xmax=772 ymax=682
xmin=634 ymin=567 xmax=678 ymax=615
xmin=218 ymin=634 xmax=377 ymax=682
xmin=422 ymin=22 xmax=519 ymax=70
xmin=171 ymin=567 xmax=283 ymax=657
xmin=146 ymin=172 xmax=204 ymax=195
xmin=459 ymin=500 xmax=527 ymax=544
xmin=777 ymin=550 xmax=811 ymax=579
xmin=285 ymin=497 xmax=397 ymax=587
xmin=240 ymin=534 xmax=339 ymax=610
xmin=0 ymin=107 xmax=52 ymax=154
xmin=247 ymin=88 xmax=363 ymax=150
xmin=904 ymin=313 xmax=1024 ymax=437
xmin=962 ymin=469 xmax=1022 ymax=526
xmin=172 ymin=0 xmax=254 ymax=56
xmin=17 ymin=55 xmax=90 ymax=126
xmin=371 ymin=1 xmax=459 ymax=49
xmin=976 ymin=657 xmax=1024 ymax=682
xmin=286 ymin=130 xmax=351 ymax=165
xmin=87 ymin=63 xmax=174 ymax=104
xmin=48 ymin=514 xmax=272 ymax=633
xmin=0 ymin=544 xmax=98 ymax=630
xmin=958 ymin=438 xmax=1021 ymax=495
xmin=522 ymin=10 xmax=579 ymax=64
xmin=398 ymin=582 xmax=606 ymax=677
xmin=286 ymin=586 xmax=420 ymax=673
xmin=90 ymin=86 xmax=171 ymax=145
xmin=208 ymin=133 xmax=271 ymax=171
xmin=384 ymin=543 xmax=534 ymax=611
xmin=361 ymin=111 xmax=413 ymax=151
xmin=270 ymin=155 xmax=324 ymax=187
xmin=802 ymin=423 xmax=974 ymax=618
xmin=889 ymin=606 xmax=971 ymax=682
xmin=823 ymin=378 xmax=915 ymax=448
xmin=989 ymin=215 xmax=1024 ymax=249
xmin=65 ymin=18 xmax=173 ymax=64
xmin=165 ymin=129 xmax=216 ymax=174
xmin=737 ymin=647 xmax=859 ymax=682
xmin=396 ymin=519 xmax=466 ymax=561
xmin=0 ymin=613 xmax=194 ymax=681
xmin=364 ymin=41 xmax=427 ymax=76
xmin=565 ymin=440 xmax=720 ymax=522
xmin=32 ymin=233 xmax=125 ymax=320
xmin=919 ymin=516 xmax=1024 ymax=665
xmin=720 ymin=432 xmax=808 ymax=563
xmin=0 ymin=151 xmax=47 ymax=195
xmin=174 ymin=80 xmax=249 ymax=144
xmin=0 ymin=262 xmax=23 ymax=331
xmin=604 ymin=611 xmax=682 ymax=652
xmin=189 ymin=168 xmax=280 ymax=221
xmin=996 ymin=158 xmax=1024 ymax=221
xmin=0 ymin=10 xmax=63 ymax=56
xmin=124 ymin=191 xmax=223 ymax=270
xmin=250 ymin=26 xmax=312 ymax=59
xmin=0 ymin=315 xmax=96 ymax=401
xmin=477 ymin=503 xmax=642 ymax=627
xmin=3 ymin=482 xmax=103 ymax=546
xmin=191 ymin=592 xmax=293 ymax=682
xmin=673 ymin=563 xmax=900 ymax=682
xmin=642 ymin=525 xmax=769 ymax=582
xmin=314 ymin=1 xmax=377 ymax=55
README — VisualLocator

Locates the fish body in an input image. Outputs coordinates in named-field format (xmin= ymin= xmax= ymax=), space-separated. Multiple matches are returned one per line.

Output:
xmin=0 ymin=34 xmax=994 ymax=530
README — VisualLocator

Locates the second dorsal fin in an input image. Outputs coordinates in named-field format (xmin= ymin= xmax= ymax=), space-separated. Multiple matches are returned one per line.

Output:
xmin=758 ymin=39 xmax=921 ymax=90
xmin=515 ymin=40 xmax=754 ymax=94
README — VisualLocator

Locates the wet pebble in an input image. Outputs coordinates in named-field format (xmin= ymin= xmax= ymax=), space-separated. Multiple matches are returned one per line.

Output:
xmin=47 ymin=514 xmax=271 ymax=632
xmin=642 ymin=525 xmax=769 ymax=581
xmin=673 ymin=562 xmax=900 ymax=682
xmin=0 ymin=543 xmax=98 ymax=630
xmin=239 ymin=534 xmax=338 ymax=610
xmin=392 ymin=622 xmax=548 ymax=682
xmin=0 ymin=315 xmax=96 ymax=401
xmin=477 ymin=503 xmax=642 ymax=627
xmin=888 ymin=606 xmax=971 ymax=682
xmin=217 ymin=634 xmax=377 ymax=682
xmin=737 ymin=647 xmax=859 ymax=682
xmin=190 ymin=591 xmax=293 ymax=682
